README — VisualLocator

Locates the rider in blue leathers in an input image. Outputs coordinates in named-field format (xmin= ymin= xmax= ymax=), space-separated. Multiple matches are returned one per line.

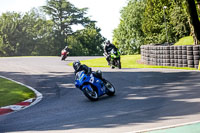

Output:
xmin=73 ymin=61 xmax=105 ymax=82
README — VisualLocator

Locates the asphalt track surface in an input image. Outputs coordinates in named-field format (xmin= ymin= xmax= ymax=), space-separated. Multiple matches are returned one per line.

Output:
xmin=0 ymin=56 xmax=200 ymax=133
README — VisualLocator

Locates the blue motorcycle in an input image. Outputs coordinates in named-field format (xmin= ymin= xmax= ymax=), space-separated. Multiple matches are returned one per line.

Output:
xmin=74 ymin=70 xmax=115 ymax=101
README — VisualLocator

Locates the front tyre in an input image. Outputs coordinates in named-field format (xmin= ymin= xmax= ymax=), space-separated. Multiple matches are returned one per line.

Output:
xmin=117 ymin=58 xmax=121 ymax=69
xmin=61 ymin=55 xmax=66 ymax=60
xmin=83 ymin=86 xmax=98 ymax=101
xmin=104 ymin=80 xmax=115 ymax=96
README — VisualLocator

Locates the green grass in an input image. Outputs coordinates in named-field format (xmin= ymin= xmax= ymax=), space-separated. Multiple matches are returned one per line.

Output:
xmin=0 ymin=77 xmax=36 ymax=107
xmin=174 ymin=36 xmax=194 ymax=45
xmin=69 ymin=55 xmax=197 ymax=70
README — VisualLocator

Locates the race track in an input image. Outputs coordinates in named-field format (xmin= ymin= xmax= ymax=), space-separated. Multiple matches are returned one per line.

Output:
xmin=0 ymin=56 xmax=200 ymax=133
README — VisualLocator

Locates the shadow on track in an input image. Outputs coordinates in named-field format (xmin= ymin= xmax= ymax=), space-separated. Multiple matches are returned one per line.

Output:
xmin=0 ymin=70 xmax=200 ymax=132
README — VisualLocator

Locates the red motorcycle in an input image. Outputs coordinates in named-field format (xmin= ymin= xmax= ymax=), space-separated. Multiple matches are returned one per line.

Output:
xmin=61 ymin=49 xmax=69 ymax=61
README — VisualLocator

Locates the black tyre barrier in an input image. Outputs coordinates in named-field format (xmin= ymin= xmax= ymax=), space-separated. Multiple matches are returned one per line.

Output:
xmin=194 ymin=56 xmax=200 ymax=60
xmin=182 ymin=55 xmax=187 ymax=59
xmin=187 ymin=51 xmax=193 ymax=55
xmin=188 ymin=60 xmax=194 ymax=65
xmin=178 ymin=59 xmax=182 ymax=64
xmin=187 ymin=55 xmax=193 ymax=60
xmin=193 ymin=51 xmax=200 ymax=55
xmin=182 ymin=59 xmax=187 ymax=64
xmin=141 ymin=45 xmax=200 ymax=69
xmin=194 ymin=60 xmax=199 ymax=65
xmin=182 ymin=50 xmax=187 ymax=55
xmin=188 ymin=65 xmax=194 ymax=68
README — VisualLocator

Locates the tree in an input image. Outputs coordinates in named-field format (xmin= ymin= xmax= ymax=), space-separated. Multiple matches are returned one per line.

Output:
xmin=113 ymin=0 xmax=146 ymax=55
xmin=0 ymin=10 xmax=55 ymax=56
xmin=42 ymin=0 xmax=92 ymax=54
xmin=68 ymin=23 xmax=105 ymax=56
xmin=169 ymin=0 xmax=190 ymax=41
xmin=185 ymin=0 xmax=200 ymax=45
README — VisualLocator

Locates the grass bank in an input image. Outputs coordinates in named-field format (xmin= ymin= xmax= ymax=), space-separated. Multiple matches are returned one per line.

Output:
xmin=73 ymin=55 xmax=197 ymax=70
xmin=0 ymin=77 xmax=36 ymax=107
xmin=174 ymin=36 xmax=193 ymax=45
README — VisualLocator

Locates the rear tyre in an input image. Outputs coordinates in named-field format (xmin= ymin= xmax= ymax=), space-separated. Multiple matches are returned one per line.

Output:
xmin=104 ymin=80 xmax=115 ymax=96
xmin=83 ymin=86 xmax=98 ymax=101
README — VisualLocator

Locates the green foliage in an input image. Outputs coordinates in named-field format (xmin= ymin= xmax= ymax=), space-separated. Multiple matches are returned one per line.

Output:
xmin=169 ymin=0 xmax=190 ymax=41
xmin=142 ymin=0 xmax=171 ymax=44
xmin=0 ymin=10 xmax=55 ymax=56
xmin=0 ymin=0 xmax=105 ymax=56
xmin=67 ymin=23 xmax=105 ymax=56
xmin=42 ymin=0 xmax=92 ymax=54
xmin=114 ymin=0 xmax=191 ymax=55
xmin=113 ymin=0 xmax=146 ymax=55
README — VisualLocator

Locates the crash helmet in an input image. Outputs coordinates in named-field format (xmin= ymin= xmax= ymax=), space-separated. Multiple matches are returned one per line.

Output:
xmin=73 ymin=61 xmax=81 ymax=71
xmin=106 ymin=40 xmax=111 ymax=45
xmin=96 ymin=70 xmax=102 ymax=78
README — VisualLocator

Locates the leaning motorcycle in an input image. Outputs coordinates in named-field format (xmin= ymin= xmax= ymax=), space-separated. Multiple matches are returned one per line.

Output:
xmin=74 ymin=70 xmax=115 ymax=101
xmin=110 ymin=49 xmax=121 ymax=69
xmin=61 ymin=49 xmax=69 ymax=61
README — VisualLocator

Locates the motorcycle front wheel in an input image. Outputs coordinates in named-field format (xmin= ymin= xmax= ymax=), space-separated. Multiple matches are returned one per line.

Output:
xmin=117 ymin=58 xmax=121 ymax=69
xmin=61 ymin=55 xmax=67 ymax=60
xmin=83 ymin=86 xmax=98 ymax=101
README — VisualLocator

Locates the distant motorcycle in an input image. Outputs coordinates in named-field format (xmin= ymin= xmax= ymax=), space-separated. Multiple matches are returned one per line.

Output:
xmin=61 ymin=49 xmax=69 ymax=61
xmin=104 ymin=49 xmax=121 ymax=69
xmin=74 ymin=70 xmax=115 ymax=101
xmin=110 ymin=49 xmax=121 ymax=69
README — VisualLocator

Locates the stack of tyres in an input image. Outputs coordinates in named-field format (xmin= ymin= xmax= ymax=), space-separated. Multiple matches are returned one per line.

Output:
xmin=182 ymin=45 xmax=188 ymax=67
xmin=174 ymin=46 xmax=178 ymax=67
xmin=170 ymin=46 xmax=174 ymax=66
xmin=178 ymin=46 xmax=183 ymax=67
xmin=187 ymin=45 xmax=194 ymax=68
xmin=160 ymin=46 xmax=164 ymax=66
xmin=165 ymin=46 xmax=170 ymax=66
xmin=156 ymin=46 xmax=160 ymax=66
xmin=193 ymin=45 xmax=200 ymax=69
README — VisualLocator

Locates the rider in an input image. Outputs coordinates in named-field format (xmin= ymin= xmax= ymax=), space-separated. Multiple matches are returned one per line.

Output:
xmin=63 ymin=46 xmax=69 ymax=52
xmin=104 ymin=40 xmax=117 ymax=65
xmin=73 ymin=60 xmax=105 ymax=82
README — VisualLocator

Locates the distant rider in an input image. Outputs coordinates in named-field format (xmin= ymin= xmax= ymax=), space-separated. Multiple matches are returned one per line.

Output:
xmin=73 ymin=61 xmax=106 ymax=82
xmin=104 ymin=40 xmax=117 ymax=65
xmin=63 ymin=46 xmax=69 ymax=52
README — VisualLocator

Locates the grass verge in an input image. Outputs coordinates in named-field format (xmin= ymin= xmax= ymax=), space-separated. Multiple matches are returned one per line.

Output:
xmin=0 ymin=77 xmax=36 ymax=107
xmin=174 ymin=36 xmax=193 ymax=45
xmin=69 ymin=55 xmax=197 ymax=70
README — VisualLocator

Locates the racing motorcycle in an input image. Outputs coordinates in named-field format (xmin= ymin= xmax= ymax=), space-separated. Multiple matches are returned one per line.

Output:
xmin=110 ymin=49 xmax=121 ymax=69
xmin=74 ymin=70 xmax=115 ymax=101
xmin=61 ymin=49 xmax=69 ymax=61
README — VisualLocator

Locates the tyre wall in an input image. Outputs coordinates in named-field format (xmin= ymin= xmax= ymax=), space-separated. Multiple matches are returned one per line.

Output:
xmin=141 ymin=45 xmax=200 ymax=69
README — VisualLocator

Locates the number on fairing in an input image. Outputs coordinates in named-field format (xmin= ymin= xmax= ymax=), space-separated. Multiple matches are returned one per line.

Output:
xmin=89 ymin=77 xmax=94 ymax=83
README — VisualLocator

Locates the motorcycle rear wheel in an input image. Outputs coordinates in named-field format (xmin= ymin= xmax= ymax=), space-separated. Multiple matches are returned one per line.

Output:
xmin=104 ymin=80 xmax=115 ymax=96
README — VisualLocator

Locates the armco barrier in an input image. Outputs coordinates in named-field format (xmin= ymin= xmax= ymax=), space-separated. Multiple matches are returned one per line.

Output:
xmin=141 ymin=45 xmax=200 ymax=69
